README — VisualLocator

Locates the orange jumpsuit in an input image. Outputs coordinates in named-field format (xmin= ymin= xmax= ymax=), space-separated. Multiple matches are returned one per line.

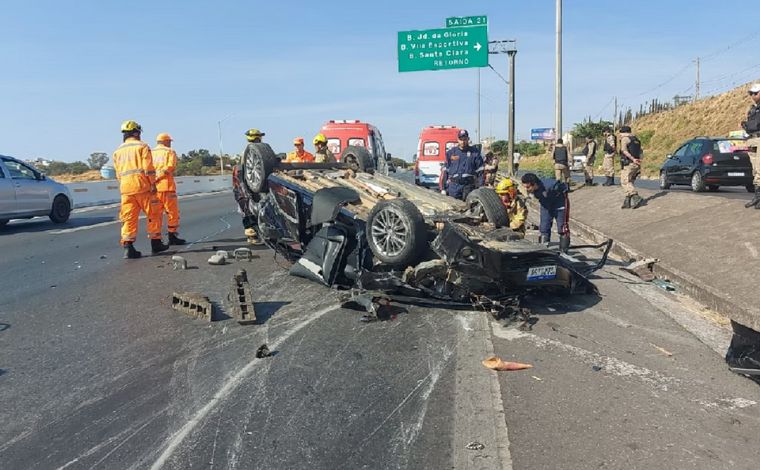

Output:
xmin=112 ymin=137 xmax=161 ymax=244
xmin=285 ymin=150 xmax=315 ymax=163
xmin=152 ymin=144 xmax=180 ymax=233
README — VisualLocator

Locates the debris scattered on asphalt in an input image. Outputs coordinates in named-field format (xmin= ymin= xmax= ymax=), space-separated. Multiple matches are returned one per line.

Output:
xmin=230 ymin=269 xmax=257 ymax=324
xmin=171 ymin=292 xmax=214 ymax=321
xmin=482 ymin=356 xmax=533 ymax=371
xmin=621 ymin=258 xmax=658 ymax=282
xmin=592 ymin=365 xmax=603 ymax=372
xmin=208 ymin=254 xmax=227 ymax=265
xmin=256 ymin=344 xmax=272 ymax=358
xmin=465 ymin=442 xmax=486 ymax=451
xmin=50 ymin=285 xmax=56 ymax=289
xmin=171 ymin=255 xmax=188 ymax=270
xmin=233 ymin=247 xmax=254 ymax=261
xmin=216 ymin=250 xmax=230 ymax=259
xmin=339 ymin=289 xmax=392 ymax=320
xmin=100 ymin=255 xmax=107 ymax=259
xmin=532 ymin=376 xmax=543 ymax=381
xmin=652 ymin=279 xmax=677 ymax=292
xmin=651 ymin=343 xmax=674 ymax=357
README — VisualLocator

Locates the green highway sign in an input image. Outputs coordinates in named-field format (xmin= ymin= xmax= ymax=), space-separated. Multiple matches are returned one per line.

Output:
xmin=397 ymin=25 xmax=488 ymax=72
xmin=446 ymin=15 xmax=487 ymax=28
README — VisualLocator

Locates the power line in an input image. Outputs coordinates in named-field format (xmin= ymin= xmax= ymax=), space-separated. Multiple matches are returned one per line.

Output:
xmin=701 ymin=31 xmax=760 ymax=62
xmin=592 ymin=96 xmax=614 ymax=121
xmin=487 ymin=64 xmax=509 ymax=87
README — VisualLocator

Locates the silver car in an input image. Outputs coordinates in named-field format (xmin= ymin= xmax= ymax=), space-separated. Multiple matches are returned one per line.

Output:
xmin=0 ymin=155 xmax=73 ymax=227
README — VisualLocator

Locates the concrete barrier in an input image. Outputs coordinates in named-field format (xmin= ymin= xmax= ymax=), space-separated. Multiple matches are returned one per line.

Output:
xmin=65 ymin=175 xmax=232 ymax=208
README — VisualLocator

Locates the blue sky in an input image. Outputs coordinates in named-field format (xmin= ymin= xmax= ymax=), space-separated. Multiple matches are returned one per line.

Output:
xmin=2 ymin=0 xmax=758 ymax=162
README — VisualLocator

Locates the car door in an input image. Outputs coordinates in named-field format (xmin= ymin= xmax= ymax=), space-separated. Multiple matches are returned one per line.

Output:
xmin=0 ymin=160 xmax=17 ymax=216
xmin=1 ymin=157 xmax=51 ymax=214
xmin=683 ymin=141 xmax=706 ymax=178
xmin=667 ymin=143 xmax=690 ymax=182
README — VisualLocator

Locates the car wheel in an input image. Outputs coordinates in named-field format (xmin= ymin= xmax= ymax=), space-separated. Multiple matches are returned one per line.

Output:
xmin=747 ymin=184 xmax=755 ymax=193
xmin=465 ymin=188 xmax=510 ymax=228
xmin=366 ymin=198 xmax=427 ymax=268
xmin=243 ymin=143 xmax=278 ymax=193
xmin=707 ymin=185 xmax=719 ymax=191
xmin=340 ymin=146 xmax=374 ymax=174
xmin=659 ymin=171 xmax=671 ymax=190
xmin=49 ymin=195 xmax=71 ymax=223
xmin=0 ymin=219 xmax=8 ymax=228
xmin=690 ymin=171 xmax=705 ymax=192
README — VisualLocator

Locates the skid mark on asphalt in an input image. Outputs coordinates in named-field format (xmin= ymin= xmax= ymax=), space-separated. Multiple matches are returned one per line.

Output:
xmin=148 ymin=303 xmax=342 ymax=470
xmin=492 ymin=324 xmax=756 ymax=410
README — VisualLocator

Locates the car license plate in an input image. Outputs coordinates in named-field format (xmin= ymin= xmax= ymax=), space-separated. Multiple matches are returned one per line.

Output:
xmin=527 ymin=265 xmax=557 ymax=281
xmin=728 ymin=172 xmax=744 ymax=177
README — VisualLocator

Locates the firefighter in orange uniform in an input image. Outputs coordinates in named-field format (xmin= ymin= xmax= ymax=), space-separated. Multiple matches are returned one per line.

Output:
xmin=112 ymin=121 xmax=169 ymax=258
xmin=152 ymin=133 xmax=186 ymax=245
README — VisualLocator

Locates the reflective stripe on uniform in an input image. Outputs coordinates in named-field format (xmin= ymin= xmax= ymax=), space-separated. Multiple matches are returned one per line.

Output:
xmin=120 ymin=169 xmax=145 ymax=177
xmin=118 ymin=142 xmax=145 ymax=149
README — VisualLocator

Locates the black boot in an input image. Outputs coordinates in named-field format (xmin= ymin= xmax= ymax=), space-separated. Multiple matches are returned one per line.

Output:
xmin=168 ymin=232 xmax=186 ymax=245
xmin=630 ymin=194 xmax=644 ymax=209
xmin=602 ymin=176 xmax=612 ymax=186
xmin=151 ymin=238 xmax=170 ymax=254
xmin=745 ymin=188 xmax=760 ymax=208
xmin=621 ymin=196 xmax=631 ymax=209
xmin=123 ymin=242 xmax=142 ymax=259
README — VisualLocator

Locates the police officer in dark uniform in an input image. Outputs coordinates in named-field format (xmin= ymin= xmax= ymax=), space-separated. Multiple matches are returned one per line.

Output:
xmin=743 ymin=83 xmax=760 ymax=208
xmin=521 ymin=172 xmax=571 ymax=251
xmin=440 ymin=129 xmax=484 ymax=200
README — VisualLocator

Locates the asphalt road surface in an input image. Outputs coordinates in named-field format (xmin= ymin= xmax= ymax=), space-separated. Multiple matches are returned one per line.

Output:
xmin=2 ymin=188 xmax=760 ymax=469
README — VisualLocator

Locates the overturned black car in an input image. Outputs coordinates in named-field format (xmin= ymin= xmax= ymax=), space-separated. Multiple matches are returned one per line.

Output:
xmin=236 ymin=142 xmax=612 ymax=316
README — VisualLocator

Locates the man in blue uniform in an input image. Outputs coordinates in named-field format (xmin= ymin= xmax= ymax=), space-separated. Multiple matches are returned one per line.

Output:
xmin=440 ymin=129 xmax=484 ymax=200
xmin=521 ymin=172 xmax=571 ymax=250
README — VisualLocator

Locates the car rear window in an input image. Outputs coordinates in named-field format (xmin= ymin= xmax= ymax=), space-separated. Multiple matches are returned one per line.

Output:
xmin=327 ymin=138 xmax=341 ymax=156
xmin=714 ymin=139 xmax=750 ymax=154
xmin=445 ymin=142 xmax=457 ymax=151
xmin=348 ymin=138 xmax=365 ymax=147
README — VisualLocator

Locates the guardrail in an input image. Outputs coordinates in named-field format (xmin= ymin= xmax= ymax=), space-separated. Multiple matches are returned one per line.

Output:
xmin=66 ymin=175 xmax=232 ymax=208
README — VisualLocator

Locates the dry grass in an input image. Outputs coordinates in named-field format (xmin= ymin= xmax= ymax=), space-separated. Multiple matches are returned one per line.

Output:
xmin=52 ymin=170 xmax=106 ymax=183
xmin=632 ymin=80 xmax=758 ymax=176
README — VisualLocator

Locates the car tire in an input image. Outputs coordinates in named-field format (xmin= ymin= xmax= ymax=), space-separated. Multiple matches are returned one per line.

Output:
xmin=340 ymin=146 xmax=374 ymax=174
xmin=465 ymin=187 xmax=510 ymax=228
xmin=747 ymin=184 xmax=755 ymax=193
xmin=243 ymin=143 xmax=278 ymax=194
xmin=707 ymin=185 xmax=719 ymax=191
xmin=690 ymin=171 xmax=705 ymax=192
xmin=0 ymin=219 xmax=8 ymax=228
xmin=366 ymin=198 xmax=427 ymax=268
xmin=659 ymin=171 xmax=671 ymax=190
xmin=49 ymin=195 xmax=71 ymax=223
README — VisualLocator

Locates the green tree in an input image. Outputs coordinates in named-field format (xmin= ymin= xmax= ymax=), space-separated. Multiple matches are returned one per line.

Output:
xmin=571 ymin=120 xmax=613 ymax=141
xmin=87 ymin=152 xmax=109 ymax=169
xmin=490 ymin=140 xmax=508 ymax=154
xmin=68 ymin=161 xmax=90 ymax=174
xmin=45 ymin=161 xmax=70 ymax=175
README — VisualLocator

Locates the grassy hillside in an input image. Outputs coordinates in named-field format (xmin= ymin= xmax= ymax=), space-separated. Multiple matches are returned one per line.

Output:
xmin=632 ymin=80 xmax=758 ymax=176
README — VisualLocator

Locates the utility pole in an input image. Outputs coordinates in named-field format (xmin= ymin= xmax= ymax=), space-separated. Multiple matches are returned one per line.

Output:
xmin=695 ymin=57 xmax=701 ymax=102
xmin=555 ymin=0 xmax=563 ymax=142
xmin=507 ymin=49 xmax=516 ymax=175
xmin=613 ymin=96 xmax=618 ymax=132
xmin=489 ymin=40 xmax=518 ymax=175
xmin=477 ymin=68 xmax=481 ymax=144
xmin=217 ymin=120 xmax=225 ymax=176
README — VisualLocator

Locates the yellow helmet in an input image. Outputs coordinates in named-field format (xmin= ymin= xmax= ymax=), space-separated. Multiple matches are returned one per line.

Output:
xmin=245 ymin=128 xmax=265 ymax=142
xmin=495 ymin=177 xmax=516 ymax=195
xmin=120 ymin=120 xmax=142 ymax=133
xmin=313 ymin=133 xmax=327 ymax=145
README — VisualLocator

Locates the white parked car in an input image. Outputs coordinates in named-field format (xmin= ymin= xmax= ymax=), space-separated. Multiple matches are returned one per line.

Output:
xmin=571 ymin=154 xmax=586 ymax=172
xmin=0 ymin=155 xmax=73 ymax=227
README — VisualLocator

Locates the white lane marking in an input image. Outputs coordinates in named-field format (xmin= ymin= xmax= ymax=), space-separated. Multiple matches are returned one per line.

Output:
xmin=148 ymin=303 xmax=341 ymax=470
xmin=49 ymin=219 xmax=126 ymax=234
xmin=453 ymin=313 xmax=513 ymax=470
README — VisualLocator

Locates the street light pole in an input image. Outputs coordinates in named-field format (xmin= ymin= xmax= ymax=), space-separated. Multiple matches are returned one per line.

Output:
xmin=555 ymin=0 xmax=563 ymax=141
